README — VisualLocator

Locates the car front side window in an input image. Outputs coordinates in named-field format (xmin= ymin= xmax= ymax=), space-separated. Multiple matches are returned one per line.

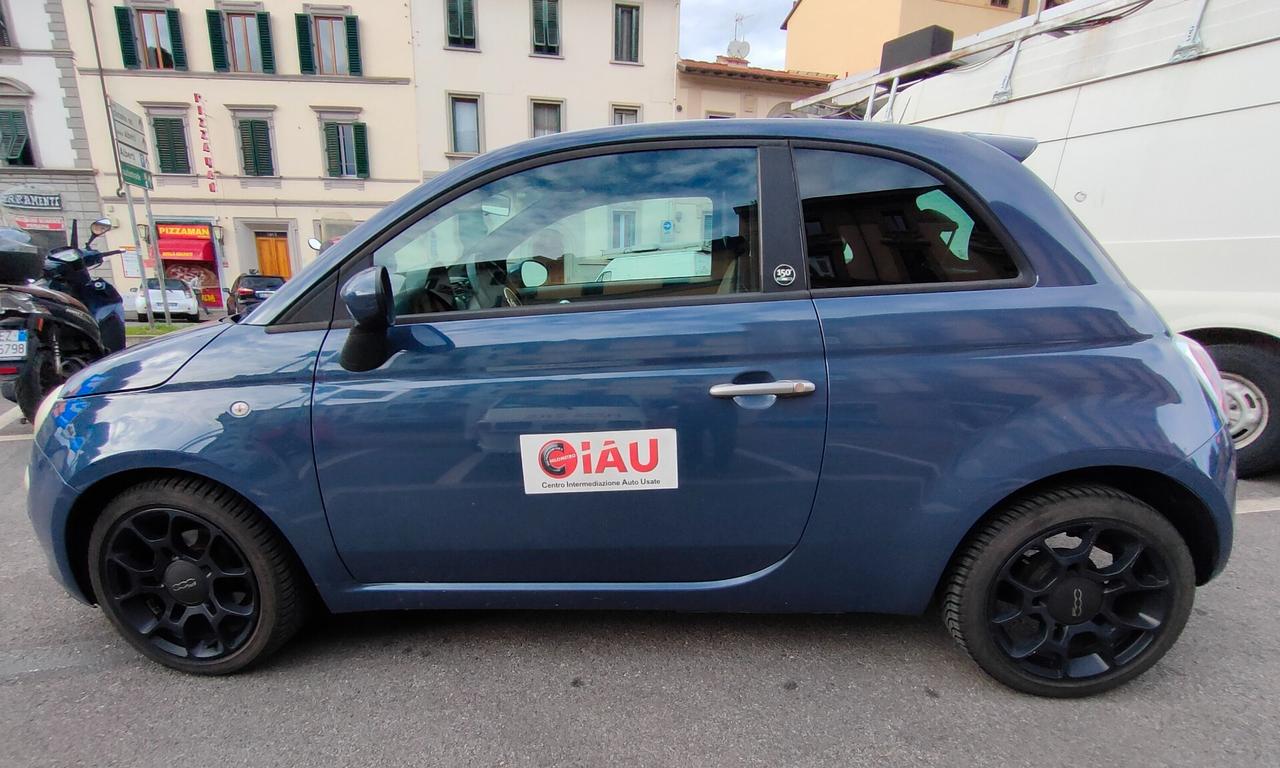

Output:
xmin=370 ymin=148 xmax=761 ymax=317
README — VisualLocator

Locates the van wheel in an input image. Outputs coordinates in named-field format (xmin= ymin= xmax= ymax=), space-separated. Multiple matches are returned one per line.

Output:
xmin=88 ymin=477 xmax=307 ymax=674
xmin=1204 ymin=343 xmax=1278 ymax=477
xmin=942 ymin=485 xmax=1194 ymax=697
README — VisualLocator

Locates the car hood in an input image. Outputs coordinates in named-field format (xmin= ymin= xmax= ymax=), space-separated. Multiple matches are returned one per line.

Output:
xmin=62 ymin=321 xmax=230 ymax=398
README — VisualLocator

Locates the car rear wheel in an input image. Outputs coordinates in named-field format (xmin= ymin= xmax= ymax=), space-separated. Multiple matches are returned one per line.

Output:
xmin=88 ymin=477 xmax=307 ymax=674
xmin=1204 ymin=342 xmax=1279 ymax=477
xmin=942 ymin=485 xmax=1194 ymax=697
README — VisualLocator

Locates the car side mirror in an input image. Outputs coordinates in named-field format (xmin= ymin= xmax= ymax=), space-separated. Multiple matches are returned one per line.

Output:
xmin=339 ymin=266 xmax=396 ymax=372
xmin=307 ymin=237 xmax=323 ymax=252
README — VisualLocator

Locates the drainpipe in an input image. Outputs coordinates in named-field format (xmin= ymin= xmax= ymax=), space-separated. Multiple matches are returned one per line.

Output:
xmin=85 ymin=0 xmax=124 ymax=197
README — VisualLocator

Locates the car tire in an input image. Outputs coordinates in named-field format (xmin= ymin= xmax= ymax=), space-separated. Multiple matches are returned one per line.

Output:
xmin=1204 ymin=342 xmax=1279 ymax=477
xmin=88 ymin=476 xmax=309 ymax=674
xmin=942 ymin=485 xmax=1195 ymax=698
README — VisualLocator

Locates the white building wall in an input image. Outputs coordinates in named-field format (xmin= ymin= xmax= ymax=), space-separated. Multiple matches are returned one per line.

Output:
xmin=411 ymin=0 xmax=680 ymax=177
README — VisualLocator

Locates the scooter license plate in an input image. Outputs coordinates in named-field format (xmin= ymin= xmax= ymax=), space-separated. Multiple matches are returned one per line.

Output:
xmin=0 ymin=329 xmax=28 ymax=361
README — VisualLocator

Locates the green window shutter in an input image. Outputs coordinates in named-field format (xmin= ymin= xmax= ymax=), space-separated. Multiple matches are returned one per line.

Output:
xmin=295 ymin=14 xmax=315 ymax=74
xmin=166 ymin=8 xmax=188 ymax=70
xmin=256 ymin=12 xmax=275 ymax=73
xmin=344 ymin=16 xmax=362 ymax=76
xmin=238 ymin=119 xmax=255 ymax=174
xmin=114 ymin=6 xmax=139 ymax=69
xmin=206 ymin=10 xmax=228 ymax=72
xmin=0 ymin=111 xmax=31 ymax=163
xmin=153 ymin=117 xmax=190 ymax=174
xmin=447 ymin=0 xmax=460 ymax=41
xmin=547 ymin=0 xmax=559 ymax=49
xmin=448 ymin=0 xmax=476 ymax=47
xmin=532 ymin=0 xmax=557 ymax=53
xmin=352 ymin=122 xmax=369 ymax=179
xmin=532 ymin=1 xmax=545 ymax=47
xmin=251 ymin=120 xmax=273 ymax=175
xmin=323 ymin=123 xmax=341 ymax=177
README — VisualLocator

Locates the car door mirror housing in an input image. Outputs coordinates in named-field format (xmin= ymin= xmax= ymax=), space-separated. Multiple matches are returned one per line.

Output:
xmin=342 ymin=266 xmax=395 ymax=331
xmin=339 ymin=266 xmax=396 ymax=372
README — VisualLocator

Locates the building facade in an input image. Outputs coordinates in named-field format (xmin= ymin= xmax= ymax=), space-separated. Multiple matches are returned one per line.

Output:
xmin=676 ymin=55 xmax=834 ymax=120
xmin=0 ymin=0 xmax=100 ymax=257
xmin=782 ymin=0 xmax=1025 ymax=78
xmin=411 ymin=0 xmax=679 ymax=177
xmin=64 ymin=0 xmax=421 ymax=311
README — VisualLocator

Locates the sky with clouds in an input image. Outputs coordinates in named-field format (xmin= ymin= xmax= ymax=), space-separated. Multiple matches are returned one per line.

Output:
xmin=679 ymin=0 xmax=794 ymax=69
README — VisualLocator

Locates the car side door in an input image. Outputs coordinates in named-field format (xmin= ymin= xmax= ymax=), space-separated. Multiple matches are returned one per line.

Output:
xmin=310 ymin=143 xmax=828 ymax=584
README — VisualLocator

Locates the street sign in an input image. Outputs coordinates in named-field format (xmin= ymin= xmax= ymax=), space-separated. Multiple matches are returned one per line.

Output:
xmin=110 ymin=102 xmax=147 ymax=150
xmin=120 ymin=163 xmax=153 ymax=190
xmin=111 ymin=102 xmax=153 ymax=190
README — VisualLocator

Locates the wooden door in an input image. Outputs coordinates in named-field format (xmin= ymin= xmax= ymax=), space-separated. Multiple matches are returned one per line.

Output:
xmin=254 ymin=232 xmax=292 ymax=278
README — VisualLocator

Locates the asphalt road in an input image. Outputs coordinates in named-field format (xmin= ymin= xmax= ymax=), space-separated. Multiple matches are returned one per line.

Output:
xmin=1 ymin=407 xmax=1278 ymax=768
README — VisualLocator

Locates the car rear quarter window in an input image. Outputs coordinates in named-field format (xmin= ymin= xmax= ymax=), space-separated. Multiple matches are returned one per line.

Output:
xmin=369 ymin=147 xmax=761 ymax=317
xmin=794 ymin=148 xmax=1019 ymax=290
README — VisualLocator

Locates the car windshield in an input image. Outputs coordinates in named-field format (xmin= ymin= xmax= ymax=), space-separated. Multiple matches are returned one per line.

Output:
xmin=241 ymin=276 xmax=285 ymax=289
xmin=145 ymin=278 xmax=187 ymax=290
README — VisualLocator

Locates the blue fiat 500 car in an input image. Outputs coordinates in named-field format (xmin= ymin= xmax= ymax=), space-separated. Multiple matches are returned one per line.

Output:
xmin=25 ymin=120 xmax=1234 ymax=697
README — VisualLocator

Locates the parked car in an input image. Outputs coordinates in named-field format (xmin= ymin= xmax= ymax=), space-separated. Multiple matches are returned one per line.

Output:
xmin=25 ymin=120 xmax=1235 ymax=697
xmin=132 ymin=277 xmax=200 ymax=322
xmin=225 ymin=274 xmax=286 ymax=316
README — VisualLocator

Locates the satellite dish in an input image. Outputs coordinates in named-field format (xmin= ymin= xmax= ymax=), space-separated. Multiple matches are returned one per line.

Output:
xmin=727 ymin=39 xmax=750 ymax=59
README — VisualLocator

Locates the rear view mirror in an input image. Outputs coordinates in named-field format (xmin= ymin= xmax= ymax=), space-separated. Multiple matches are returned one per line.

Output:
xmin=339 ymin=266 xmax=396 ymax=372
xmin=518 ymin=260 xmax=548 ymax=288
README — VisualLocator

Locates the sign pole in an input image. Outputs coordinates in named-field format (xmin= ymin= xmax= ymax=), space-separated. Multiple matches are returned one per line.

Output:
xmin=140 ymin=186 xmax=172 ymax=325
xmin=121 ymin=184 xmax=156 ymax=331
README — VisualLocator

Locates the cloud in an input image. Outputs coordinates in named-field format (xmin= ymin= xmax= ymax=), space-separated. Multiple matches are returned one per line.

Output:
xmin=679 ymin=0 xmax=794 ymax=69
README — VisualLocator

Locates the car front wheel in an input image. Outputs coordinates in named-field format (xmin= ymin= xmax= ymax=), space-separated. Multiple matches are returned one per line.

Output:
xmin=942 ymin=485 xmax=1195 ymax=697
xmin=88 ymin=477 xmax=308 ymax=674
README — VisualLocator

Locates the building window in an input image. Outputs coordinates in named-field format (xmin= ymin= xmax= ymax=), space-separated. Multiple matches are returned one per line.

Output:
xmin=296 ymin=13 xmax=362 ymax=76
xmin=237 ymin=118 xmax=274 ymax=176
xmin=990 ymin=0 xmax=1010 ymax=7
xmin=0 ymin=110 xmax=33 ymax=167
xmin=151 ymin=116 xmax=190 ymax=174
xmin=323 ymin=121 xmax=369 ymax=178
xmin=531 ymin=0 xmax=559 ymax=56
xmin=706 ymin=112 xmax=734 ymax=119
xmin=121 ymin=7 xmax=188 ymax=70
xmin=313 ymin=16 xmax=347 ymax=74
xmin=531 ymin=100 xmax=562 ymax=137
xmin=449 ymin=96 xmax=481 ymax=154
xmin=613 ymin=4 xmax=639 ymax=63
xmin=612 ymin=106 xmax=639 ymax=125
xmin=0 ymin=4 xmax=11 ymax=47
xmin=610 ymin=209 xmax=636 ymax=249
xmin=208 ymin=10 xmax=274 ymax=73
xmin=446 ymin=0 xmax=476 ymax=48
xmin=226 ymin=13 xmax=263 ymax=72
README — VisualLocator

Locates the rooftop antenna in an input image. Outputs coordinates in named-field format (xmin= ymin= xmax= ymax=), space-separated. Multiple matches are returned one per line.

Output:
xmin=727 ymin=13 xmax=751 ymax=59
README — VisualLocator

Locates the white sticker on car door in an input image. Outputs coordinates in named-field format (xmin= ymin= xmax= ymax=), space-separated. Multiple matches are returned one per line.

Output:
xmin=519 ymin=428 xmax=679 ymax=494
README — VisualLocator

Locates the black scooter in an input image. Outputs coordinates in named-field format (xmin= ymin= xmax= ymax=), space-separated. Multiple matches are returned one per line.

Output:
xmin=0 ymin=219 xmax=126 ymax=421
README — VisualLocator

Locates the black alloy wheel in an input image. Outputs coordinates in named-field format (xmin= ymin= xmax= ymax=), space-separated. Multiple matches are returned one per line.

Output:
xmin=89 ymin=477 xmax=307 ymax=674
xmin=99 ymin=507 xmax=258 ymax=660
xmin=988 ymin=521 xmax=1172 ymax=680
xmin=944 ymin=485 xmax=1195 ymax=697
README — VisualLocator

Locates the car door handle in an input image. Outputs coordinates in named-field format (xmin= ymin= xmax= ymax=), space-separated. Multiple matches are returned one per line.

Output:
xmin=708 ymin=380 xmax=817 ymax=398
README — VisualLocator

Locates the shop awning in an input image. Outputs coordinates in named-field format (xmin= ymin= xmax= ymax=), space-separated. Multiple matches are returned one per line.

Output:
xmin=156 ymin=238 xmax=214 ymax=261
